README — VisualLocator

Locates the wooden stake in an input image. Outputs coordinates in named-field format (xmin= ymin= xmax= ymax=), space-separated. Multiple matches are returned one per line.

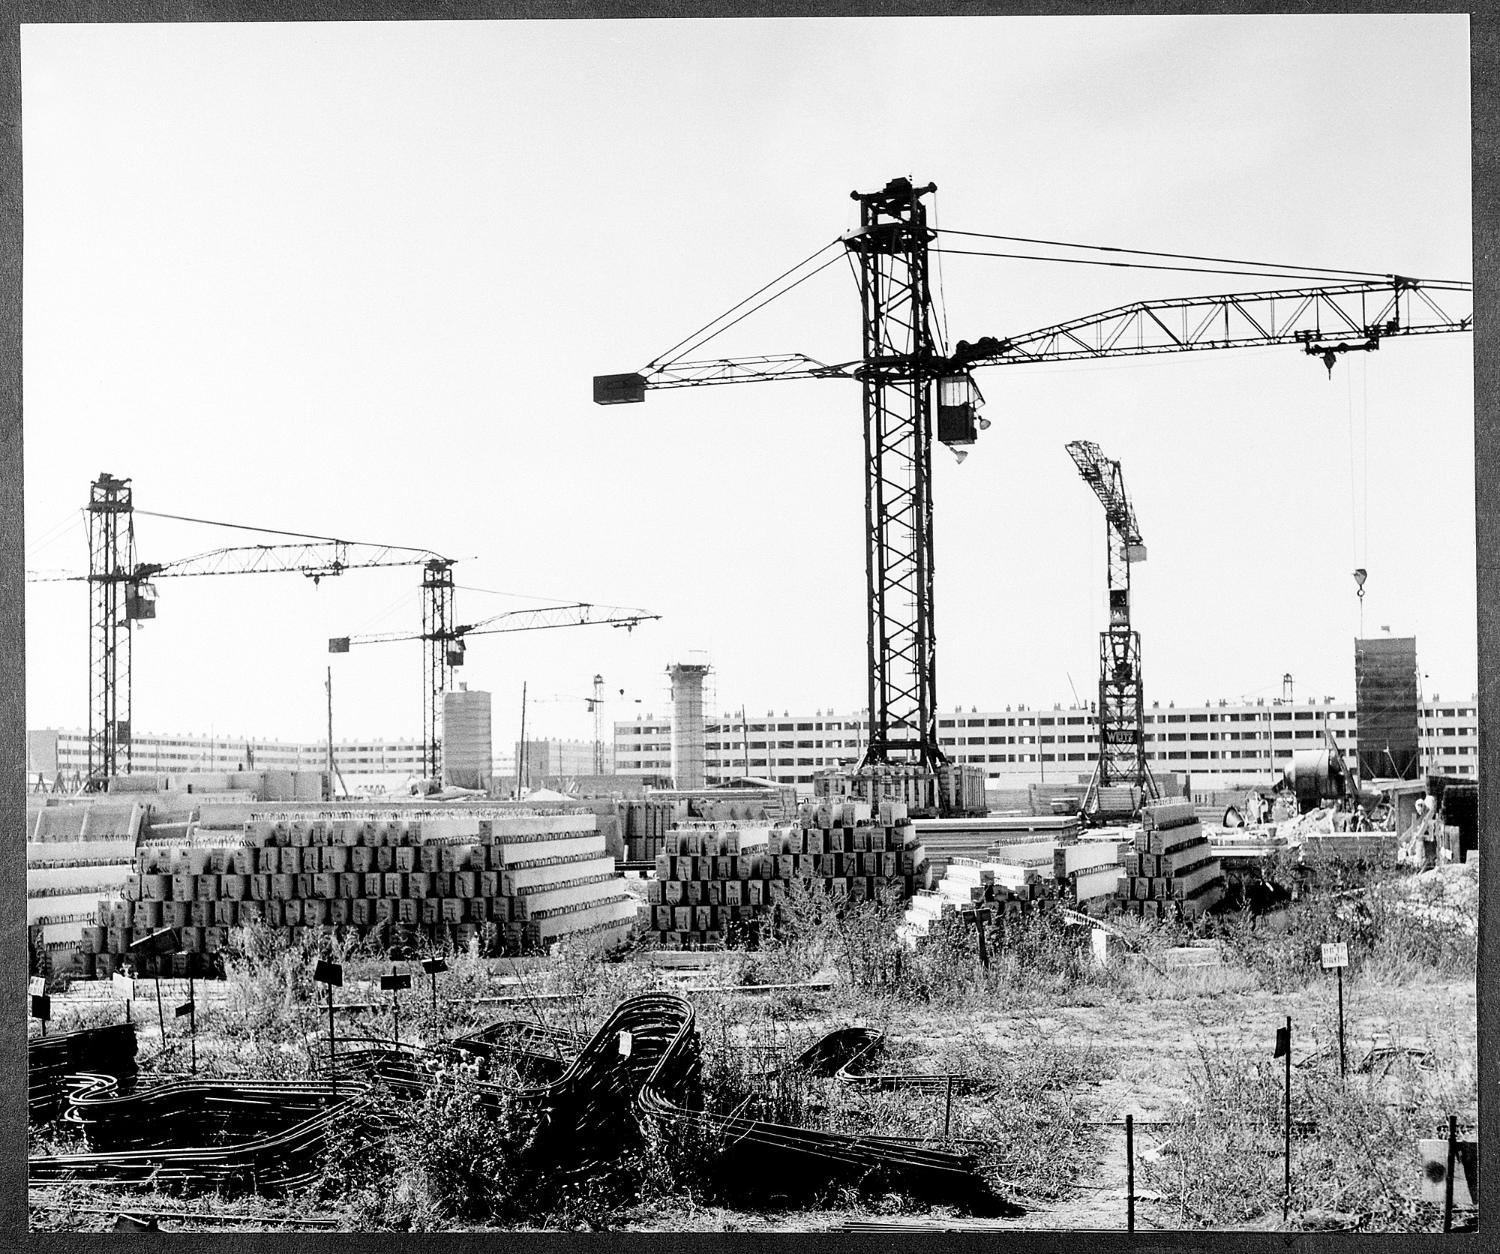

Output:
xmin=1283 ymin=1015 xmax=1291 ymax=1223
xmin=1336 ymin=964 xmax=1346 ymax=1078
xmin=1443 ymin=1114 xmax=1457 ymax=1233
xmin=1126 ymin=1114 xmax=1135 ymax=1232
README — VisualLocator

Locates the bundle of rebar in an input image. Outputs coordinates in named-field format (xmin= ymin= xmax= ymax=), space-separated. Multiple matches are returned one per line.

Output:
xmin=28 ymin=1079 xmax=373 ymax=1194
xmin=28 ymin=1023 xmax=138 ymax=1124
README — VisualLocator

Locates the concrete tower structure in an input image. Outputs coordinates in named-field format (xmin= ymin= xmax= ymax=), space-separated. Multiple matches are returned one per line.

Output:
xmin=666 ymin=661 xmax=710 ymax=789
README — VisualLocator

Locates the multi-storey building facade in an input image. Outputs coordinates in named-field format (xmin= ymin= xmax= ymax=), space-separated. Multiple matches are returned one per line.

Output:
xmin=612 ymin=696 xmax=1479 ymax=791
xmin=25 ymin=728 xmax=607 ymax=793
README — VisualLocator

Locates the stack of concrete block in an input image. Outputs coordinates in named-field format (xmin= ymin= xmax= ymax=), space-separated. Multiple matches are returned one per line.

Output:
xmin=645 ymin=798 xmax=934 ymax=948
xmin=27 ymin=799 xmax=146 ymax=981
xmin=815 ymin=766 xmax=942 ymax=816
xmin=620 ymin=799 xmax=675 ymax=863
xmin=974 ymin=834 xmax=1129 ymax=913
xmin=1053 ymin=839 xmax=1130 ymax=914
xmin=79 ymin=808 xmax=636 ymax=975
xmin=1120 ymin=799 xmax=1224 ymax=921
xmin=937 ymin=762 xmax=988 ymax=816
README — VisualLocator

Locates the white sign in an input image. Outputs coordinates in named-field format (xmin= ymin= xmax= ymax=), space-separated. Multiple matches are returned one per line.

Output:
xmin=1091 ymin=929 xmax=1110 ymax=967
xmin=1320 ymin=942 xmax=1349 ymax=969
xmin=28 ymin=976 xmax=46 ymax=997
xmin=112 ymin=972 xmax=136 ymax=1000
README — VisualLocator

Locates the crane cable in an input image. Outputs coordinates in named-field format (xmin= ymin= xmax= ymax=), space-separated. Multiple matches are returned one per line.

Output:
xmin=933 ymin=227 xmax=1390 ymax=281
xmin=643 ymin=238 xmax=843 ymax=373
xmin=133 ymin=509 xmax=443 ymax=558
xmin=928 ymin=246 xmax=1385 ymax=285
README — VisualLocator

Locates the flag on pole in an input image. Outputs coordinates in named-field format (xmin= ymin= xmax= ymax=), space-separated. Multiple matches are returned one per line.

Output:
xmin=1274 ymin=1025 xmax=1290 ymax=1057
xmin=175 ymin=1001 xmax=194 ymax=1018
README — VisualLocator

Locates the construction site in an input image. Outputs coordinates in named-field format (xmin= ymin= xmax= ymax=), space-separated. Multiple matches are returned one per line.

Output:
xmin=19 ymin=17 xmax=1480 ymax=1238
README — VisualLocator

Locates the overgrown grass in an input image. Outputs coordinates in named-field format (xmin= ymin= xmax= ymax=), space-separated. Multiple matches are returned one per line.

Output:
xmin=1204 ymin=860 xmax=1476 ymax=995
xmin=1140 ymin=1009 xmax=1477 ymax=1231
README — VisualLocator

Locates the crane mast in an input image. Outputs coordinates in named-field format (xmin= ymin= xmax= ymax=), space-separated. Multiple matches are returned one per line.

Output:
xmin=1066 ymin=440 xmax=1158 ymax=814
xmin=847 ymin=178 xmax=946 ymax=775
xmin=87 ymin=474 xmax=142 ymax=786
xmin=421 ymin=559 xmax=460 ymax=781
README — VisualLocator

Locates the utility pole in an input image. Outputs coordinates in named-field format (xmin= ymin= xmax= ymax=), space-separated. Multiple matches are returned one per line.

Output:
xmin=326 ymin=667 xmax=334 ymax=778
xmin=516 ymin=681 xmax=528 ymax=797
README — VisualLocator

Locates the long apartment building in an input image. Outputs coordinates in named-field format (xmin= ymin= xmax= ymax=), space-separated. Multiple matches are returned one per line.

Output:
xmin=26 ymin=728 xmax=429 ymax=782
xmin=25 ymin=728 xmax=606 ymax=791
xmin=612 ymin=695 xmax=1479 ymax=791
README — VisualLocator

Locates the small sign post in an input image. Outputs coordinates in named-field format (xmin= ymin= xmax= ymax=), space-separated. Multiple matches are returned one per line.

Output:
xmin=1320 ymin=942 xmax=1349 ymax=1077
xmin=1274 ymin=1016 xmax=1292 ymax=1221
xmin=313 ymin=959 xmax=343 ymax=1095
xmin=421 ymin=958 xmax=448 ymax=1039
xmin=128 ymin=927 xmax=181 ymax=1050
xmin=380 ymin=967 xmax=411 ymax=1046
xmin=31 ymin=993 xmax=51 ymax=1035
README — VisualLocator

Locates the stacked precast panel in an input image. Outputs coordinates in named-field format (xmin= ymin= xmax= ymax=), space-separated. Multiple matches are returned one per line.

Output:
xmin=79 ymin=808 xmax=634 ymax=975
xmin=1120 ymin=799 xmax=1225 ymax=920
xmin=643 ymin=799 xmax=934 ymax=948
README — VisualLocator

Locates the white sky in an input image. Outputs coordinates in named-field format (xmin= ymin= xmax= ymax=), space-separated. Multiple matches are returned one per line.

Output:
xmin=21 ymin=15 xmax=1474 ymax=750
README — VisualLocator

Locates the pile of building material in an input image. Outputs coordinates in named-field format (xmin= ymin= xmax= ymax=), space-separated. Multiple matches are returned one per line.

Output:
xmin=644 ymin=799 xmax=933 ymax=948
xmin=916 ymin=813 xmax=1079 ymax=868
xmin=814 ymin=764 xmax=986 ymax=817
xmin=901 ymin=830 xmax=1130 ymax=942
xmin=1053 ymin=839 xmax=1130 ymax=914
xmin=27 ymin=798 xmax=146 ymax=981
xmin=79 ymin=808 xmax=635 ymax=975
xmin=1120 ymin=799 xmax=1224 ymax=920
xmin=620 ymin=799 xmax=676 ymax=863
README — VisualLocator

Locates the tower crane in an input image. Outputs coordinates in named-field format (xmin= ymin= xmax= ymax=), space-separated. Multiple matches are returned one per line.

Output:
xmin=330 ymin=603 xmax=660 ymax=781
xmin=595 ymin=177 xmax=1472 ymax=815
xmin=1065 ymin=440 xmax=1157 ymax=817
xmin=27 ymin=472 xmax=447 ymax=789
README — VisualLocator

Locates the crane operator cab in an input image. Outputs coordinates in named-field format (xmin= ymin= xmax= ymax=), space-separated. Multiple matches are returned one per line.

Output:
xmin=937 ymin=372 xmax=988 ymax=453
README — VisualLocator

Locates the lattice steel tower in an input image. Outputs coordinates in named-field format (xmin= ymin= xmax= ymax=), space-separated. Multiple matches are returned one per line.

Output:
xmin=87 ymin=472 xmax=152 ymax=787
xmin=420 ymin=558 xmax=460 ymax=780
xmin=1067 ymin=441 xmax=1159 ymax=808
xmin=846 ymin=177 xmax=949 ymax=775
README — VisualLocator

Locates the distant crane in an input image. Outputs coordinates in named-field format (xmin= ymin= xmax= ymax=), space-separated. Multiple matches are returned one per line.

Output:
xmin=594 ymin=176 xmax=1472 ymax=815
xmin=1066 ymin=440 xmax=1158 ymax=816
xmin=331 ymin=604 xmax=660 ymax=780
xmin=27 ymin=472 xmax=446 ymax=789
xmin=532 ymin=677 xmax=645 ymax=775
